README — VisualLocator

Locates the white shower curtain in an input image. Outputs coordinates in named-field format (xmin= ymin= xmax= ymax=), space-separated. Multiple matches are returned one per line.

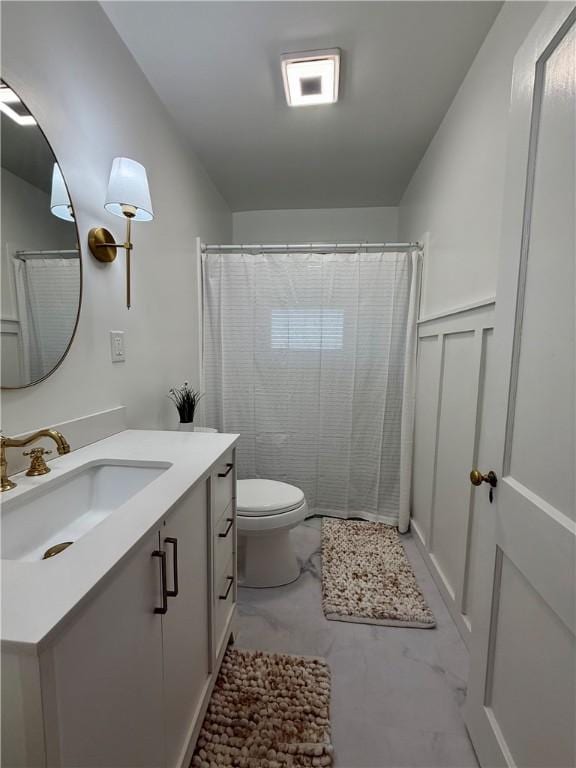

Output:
xmin=14 ymin=257 xmax=80 ymax=381
xmin=203 ymin=250 xmax=419 ymax=528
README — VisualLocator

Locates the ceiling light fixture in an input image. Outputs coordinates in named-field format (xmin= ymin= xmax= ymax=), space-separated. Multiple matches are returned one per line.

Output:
xmin=0 ymin=85 xmax=36 ymax=126
xmin=281 ymin=49 xmax=340 ymax=107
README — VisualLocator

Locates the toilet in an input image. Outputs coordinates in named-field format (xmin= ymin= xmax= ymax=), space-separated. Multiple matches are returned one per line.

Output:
xmin=237 ymin=479 xmax=308 ymax=588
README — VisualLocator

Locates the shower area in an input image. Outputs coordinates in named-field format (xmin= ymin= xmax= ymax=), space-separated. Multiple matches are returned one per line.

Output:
xmin=200 ymin=241 xmax=421 ymax=531
xmin=8 ymin=248 xmax=80 ymax=386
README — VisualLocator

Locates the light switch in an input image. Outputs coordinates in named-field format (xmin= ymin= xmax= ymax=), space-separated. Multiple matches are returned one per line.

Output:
xmin=110 ymin=331 xmax=125 ymax=363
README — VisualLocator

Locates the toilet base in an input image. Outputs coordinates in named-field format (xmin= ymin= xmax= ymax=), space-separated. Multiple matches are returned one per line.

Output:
xmin=238 ymin=529 xmax=301 ymax=588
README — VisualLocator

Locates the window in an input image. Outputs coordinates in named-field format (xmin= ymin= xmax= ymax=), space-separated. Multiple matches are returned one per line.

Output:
xmin=271 ymin=308 xmax=344 ymax=350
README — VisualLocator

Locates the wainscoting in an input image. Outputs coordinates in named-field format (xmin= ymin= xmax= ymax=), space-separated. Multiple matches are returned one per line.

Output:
xmin=412 ymin=299 xmax=495 ymax=646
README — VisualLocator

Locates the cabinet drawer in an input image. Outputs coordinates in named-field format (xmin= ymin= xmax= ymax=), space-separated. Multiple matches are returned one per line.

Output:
xmin=213 ymin=450 xmax=234 ymax=524
xmin=214 ymin=557 xmax=235 ymax=657
xmin=214 ymin=505 xmax=235 ymax=579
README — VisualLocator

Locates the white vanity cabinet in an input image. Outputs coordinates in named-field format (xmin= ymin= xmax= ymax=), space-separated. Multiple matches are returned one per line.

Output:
xmin=2 ymin=442 xmax=237 ymax=768
xmin=160 ymin=480 xmax=211 ymax=768
xmin=211 ymin=450 xmax=237 ymax=662
xmin=40 ymin=527 xmax=168 ymax=768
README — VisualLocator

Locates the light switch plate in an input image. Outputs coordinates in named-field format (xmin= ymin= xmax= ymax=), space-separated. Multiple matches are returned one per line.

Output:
xmin=110 ymin=331 xmax=125 ymax=363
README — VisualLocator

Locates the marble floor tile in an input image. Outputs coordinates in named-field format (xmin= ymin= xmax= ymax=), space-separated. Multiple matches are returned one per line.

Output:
xmin=235 ymin=518 xmax=478 ymax=768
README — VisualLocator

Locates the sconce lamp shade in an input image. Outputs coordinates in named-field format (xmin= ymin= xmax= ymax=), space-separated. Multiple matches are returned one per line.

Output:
xmin=50 ymin=164 xmax=74 ymax=222
xmin=104 ymin=157 xmax=153 ymax=222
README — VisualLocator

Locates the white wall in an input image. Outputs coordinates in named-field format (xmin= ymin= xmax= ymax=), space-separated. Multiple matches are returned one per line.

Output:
xmin=1 ymin=1 xmax=231 ymax=435
xmin=399 ymin=2 xmax=544 ymax=318
xmin=402 ymin=1 xmax=545 ymax=645
xmin=232 ymin=207 xmax=398 ymax=244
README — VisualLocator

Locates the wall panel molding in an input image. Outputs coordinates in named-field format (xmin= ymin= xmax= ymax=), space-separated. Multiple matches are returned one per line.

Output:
xmin=412 ymin=302 xmax=495 ymax=646
xmin=417 ymin=297 xmax=495 ymax=326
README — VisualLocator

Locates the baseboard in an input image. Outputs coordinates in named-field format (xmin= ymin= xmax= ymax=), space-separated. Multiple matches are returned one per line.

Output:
xmin=411 ymin=519 xmax=471 ymax=647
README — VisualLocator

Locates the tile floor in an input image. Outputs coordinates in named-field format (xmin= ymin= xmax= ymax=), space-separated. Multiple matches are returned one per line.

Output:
xmin=235 ymin=518 xmax=479 ymax=768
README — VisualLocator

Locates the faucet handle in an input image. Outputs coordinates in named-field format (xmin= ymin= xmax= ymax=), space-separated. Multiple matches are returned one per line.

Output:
xmin=23 ymin=447 xmax=52 ymax=477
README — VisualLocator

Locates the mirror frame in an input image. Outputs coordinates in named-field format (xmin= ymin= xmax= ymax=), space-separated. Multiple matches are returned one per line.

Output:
xmin=1 ymin=78 xmax=83 ymax=390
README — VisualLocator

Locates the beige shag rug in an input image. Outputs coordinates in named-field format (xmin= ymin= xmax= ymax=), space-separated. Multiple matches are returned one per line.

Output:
xmin=192 ymin=648 xmax=333 ymax=767
xmin=321 ymin=518 xmax=435 ymax=629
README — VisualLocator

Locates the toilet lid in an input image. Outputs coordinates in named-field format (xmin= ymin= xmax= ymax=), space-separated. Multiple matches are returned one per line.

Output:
xmin=237 ymin=479 xmax=305 ymax=517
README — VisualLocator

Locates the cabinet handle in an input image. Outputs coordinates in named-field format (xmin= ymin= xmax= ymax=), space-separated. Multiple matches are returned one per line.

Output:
xmin=152 ymin=550 xmax=168 ymax=614
xmin=218 ymin=463 xmax=234 ymax=478
xmin=165 ymin=537 xmax=179 ymax=597
xmin=218 ymin=518 xmax=234 ymax=538
xmin=219 ymin=575 xmax=234 ymax=600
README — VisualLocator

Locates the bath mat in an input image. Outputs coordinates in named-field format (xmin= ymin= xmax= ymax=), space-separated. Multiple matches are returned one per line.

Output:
xmin=321 ymin=518 xmax=435 ymax=628
xmin=192 ymin=647 xmax=333 ymax=767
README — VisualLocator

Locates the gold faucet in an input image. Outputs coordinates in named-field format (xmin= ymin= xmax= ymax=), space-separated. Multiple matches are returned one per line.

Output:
xmin=1 ymin=430 xmax=70 ymax=492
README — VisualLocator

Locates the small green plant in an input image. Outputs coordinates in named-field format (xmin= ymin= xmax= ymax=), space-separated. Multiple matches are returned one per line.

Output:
xmin=168 ymin=382 xmax=203 ymax=423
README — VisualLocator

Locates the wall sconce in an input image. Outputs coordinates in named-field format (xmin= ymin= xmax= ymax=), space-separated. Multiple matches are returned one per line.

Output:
xmin=88 ymin=157 xmax=153 ymax=308
xmin=50 ymin=164 xmax=75 ymax=221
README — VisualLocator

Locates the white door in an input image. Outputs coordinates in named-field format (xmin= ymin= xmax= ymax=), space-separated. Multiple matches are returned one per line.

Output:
xmin=465 ymin=4 xmax=576 ymax=768
xmin=161 ymin=481 xmax=211 ymax=768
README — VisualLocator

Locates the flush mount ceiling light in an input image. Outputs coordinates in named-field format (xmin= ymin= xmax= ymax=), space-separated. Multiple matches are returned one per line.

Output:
xmin=0 ymin=83 xmax=36 ymax=126
xmin=281 ymin=49 xmax=340 ymax=107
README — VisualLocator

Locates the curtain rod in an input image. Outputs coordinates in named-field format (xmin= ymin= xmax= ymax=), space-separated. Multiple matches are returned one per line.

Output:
xmin=15 ymin=249 xmax=79 ymax=260
xmin=202 ymin=241 xmax=423 ymax=254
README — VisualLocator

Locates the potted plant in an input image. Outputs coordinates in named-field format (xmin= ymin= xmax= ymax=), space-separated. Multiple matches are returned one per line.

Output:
xmin=168 ymin=382 xmax=204 ymax=431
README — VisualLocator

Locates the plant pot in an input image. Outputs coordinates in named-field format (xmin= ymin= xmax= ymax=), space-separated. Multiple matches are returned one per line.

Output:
xmin=178 ymin=422 xmax=195 ymax=432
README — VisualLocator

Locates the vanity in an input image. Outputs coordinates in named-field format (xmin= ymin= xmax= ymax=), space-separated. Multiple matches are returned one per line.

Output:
xmin=1 ymin=429 xmax=239 ymax=768
xmin=0 ymin=72 xmax=238 ymax=768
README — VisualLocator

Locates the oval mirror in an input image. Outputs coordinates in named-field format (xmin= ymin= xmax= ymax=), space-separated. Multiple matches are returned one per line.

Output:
xmin=1 ymin=79 xmax=81 ymax=389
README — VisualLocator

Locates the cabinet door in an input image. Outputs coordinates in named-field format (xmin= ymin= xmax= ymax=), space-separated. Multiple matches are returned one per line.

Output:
xmin=161 ymin=481 xmax=210 ymax=768
xmin=40 ymin=531 xmax=165 ymax=768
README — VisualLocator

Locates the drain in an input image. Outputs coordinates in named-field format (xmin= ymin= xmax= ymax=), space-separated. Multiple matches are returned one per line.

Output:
xmin=42 ymin=542 xmax=73 ymax=560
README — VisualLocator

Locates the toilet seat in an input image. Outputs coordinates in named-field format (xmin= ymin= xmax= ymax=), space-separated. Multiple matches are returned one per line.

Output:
xmin=236 ymin=478 xmax=308 ymax=587
xmin=237 ymin=479 xmax=305 ymax=517
xmin=237 ymin=499 xmax=307 ymax=533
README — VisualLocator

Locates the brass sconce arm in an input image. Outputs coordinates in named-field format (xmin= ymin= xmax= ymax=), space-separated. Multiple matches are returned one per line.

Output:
xmin=88 ymin=217 xmax=134 ymax=308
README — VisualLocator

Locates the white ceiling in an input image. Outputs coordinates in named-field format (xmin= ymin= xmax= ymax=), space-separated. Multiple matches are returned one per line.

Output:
xmin=102 ymin=1 xmax=502 ymax=212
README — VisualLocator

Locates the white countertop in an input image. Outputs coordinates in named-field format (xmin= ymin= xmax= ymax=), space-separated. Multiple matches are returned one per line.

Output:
xmin=1 ymin=429 xmax=239 ymax=652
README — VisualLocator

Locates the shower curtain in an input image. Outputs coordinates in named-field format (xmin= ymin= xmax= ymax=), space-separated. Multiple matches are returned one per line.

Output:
xmin=203 ymin=250 xmax=419 ymax=530
xmin=14 ymin=257 xmax=80 ymax=382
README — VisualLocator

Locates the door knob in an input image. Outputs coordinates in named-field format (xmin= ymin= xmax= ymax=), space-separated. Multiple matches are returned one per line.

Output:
xmin=470 ymin=469 xmax=498 ymax=488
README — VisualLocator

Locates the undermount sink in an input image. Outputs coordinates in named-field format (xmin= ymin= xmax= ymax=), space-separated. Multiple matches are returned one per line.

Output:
xmin=1 ymin=460 xmax=170 ymax=562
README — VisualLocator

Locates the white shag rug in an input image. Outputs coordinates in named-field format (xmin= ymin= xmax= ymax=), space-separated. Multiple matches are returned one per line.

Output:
xmin=321 ymin=518 xmax=436 ymax=629
xmin=192 ymin=648 xmax=333 ymax=767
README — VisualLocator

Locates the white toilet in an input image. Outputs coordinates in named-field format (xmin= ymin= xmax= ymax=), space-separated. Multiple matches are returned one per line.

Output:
xmin=237 ymin=479 xmax=308 ymax=588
